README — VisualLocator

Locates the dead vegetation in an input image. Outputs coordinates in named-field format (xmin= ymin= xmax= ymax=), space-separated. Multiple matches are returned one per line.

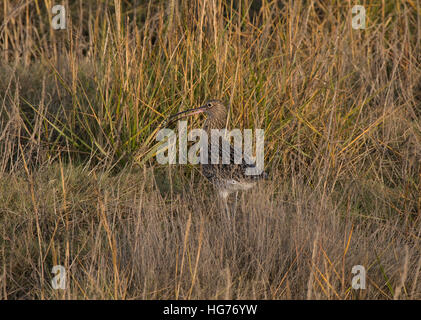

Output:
xmin=0 ymin=0 xmax=420 ymax=299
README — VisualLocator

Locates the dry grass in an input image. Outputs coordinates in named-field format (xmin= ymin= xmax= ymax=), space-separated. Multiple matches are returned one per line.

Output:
xmin=0 ymin=0 xmax=420 ymax=299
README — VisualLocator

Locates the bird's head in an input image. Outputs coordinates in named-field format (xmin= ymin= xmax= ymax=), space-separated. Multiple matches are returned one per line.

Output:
xmin=166 ymin=99 xmax=228 ymax=126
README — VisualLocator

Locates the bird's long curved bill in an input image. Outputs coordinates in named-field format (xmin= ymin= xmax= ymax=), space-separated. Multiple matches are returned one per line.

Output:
xmin=166 ymin=105 xmax=207 ymax=125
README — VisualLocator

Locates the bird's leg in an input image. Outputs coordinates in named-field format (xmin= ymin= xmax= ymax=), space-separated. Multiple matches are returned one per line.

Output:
xmin=219 ymin=190 xmax=230 ymax=222
xmin=233 ymin=191 xmax=239 ymax=220
xmin=224 ymin=196 xmax=230 ymax=222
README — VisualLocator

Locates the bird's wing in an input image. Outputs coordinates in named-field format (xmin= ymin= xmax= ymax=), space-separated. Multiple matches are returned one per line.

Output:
xmin=204 ymin=136 xmax=266 ymax=181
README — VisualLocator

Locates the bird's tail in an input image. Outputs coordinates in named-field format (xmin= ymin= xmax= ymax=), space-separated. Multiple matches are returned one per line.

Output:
xmin=249 ymin=169 xmax=268 ymax=180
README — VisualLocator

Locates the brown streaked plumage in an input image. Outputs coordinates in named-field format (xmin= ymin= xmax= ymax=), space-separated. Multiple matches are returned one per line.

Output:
xmin=167 ymin=99 xmax=267 ymax=217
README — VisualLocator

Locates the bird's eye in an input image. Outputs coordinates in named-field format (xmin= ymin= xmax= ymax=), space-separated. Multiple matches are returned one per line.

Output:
xmin=207 ymin=103 xmax=212 ymax=108
xmin=230 ymin=180 xmax=237 ymax=184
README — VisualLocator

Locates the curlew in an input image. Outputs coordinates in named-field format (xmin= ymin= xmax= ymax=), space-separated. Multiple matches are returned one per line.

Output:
xmin=166 ymin=99 xmax=267 ymax=218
